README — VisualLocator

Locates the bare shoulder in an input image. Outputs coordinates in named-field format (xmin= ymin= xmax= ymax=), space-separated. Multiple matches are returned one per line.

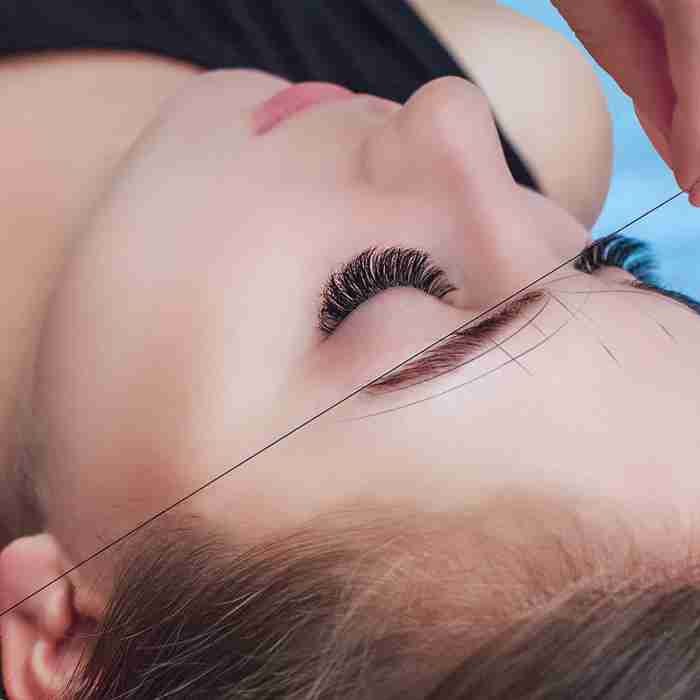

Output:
xmin=407 ymin=0 xmax=613 ymax=230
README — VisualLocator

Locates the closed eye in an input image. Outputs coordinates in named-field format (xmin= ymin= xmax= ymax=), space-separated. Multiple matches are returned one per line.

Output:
xmin=319 ymin=235 xmax=700 ymax=396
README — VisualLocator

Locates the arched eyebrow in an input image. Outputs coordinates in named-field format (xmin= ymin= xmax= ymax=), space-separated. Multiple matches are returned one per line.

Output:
xmin=618 ymin=278 xmax=700 ymax=316
xmin=364 ymin=288 xmax=548 ymax=395
xmin=362 ymin=277 xmax=700 ymax=397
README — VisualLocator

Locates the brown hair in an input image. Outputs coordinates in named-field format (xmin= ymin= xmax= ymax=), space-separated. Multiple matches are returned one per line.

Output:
xmin=52 ymin=493 xmax=700 ymax=699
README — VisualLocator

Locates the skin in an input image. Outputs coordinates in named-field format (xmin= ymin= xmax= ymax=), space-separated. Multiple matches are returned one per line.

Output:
xmin=1 ymin=68 xmax=700 ymax=697
xmin=32 ymin=67 xmax=700 ymax=562
xmin=552 ymin=0 xmax=700 ymax=204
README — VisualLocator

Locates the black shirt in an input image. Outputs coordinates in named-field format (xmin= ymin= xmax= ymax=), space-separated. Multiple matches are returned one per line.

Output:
xmin=0 ymin=0 xmax=541 ymax=193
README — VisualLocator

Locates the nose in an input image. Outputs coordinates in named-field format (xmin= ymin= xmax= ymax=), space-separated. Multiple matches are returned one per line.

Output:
xmin=363 ymin=76 xmax=584 ymax=310
xmin=363 ymin=76 xmax=515 ymax=202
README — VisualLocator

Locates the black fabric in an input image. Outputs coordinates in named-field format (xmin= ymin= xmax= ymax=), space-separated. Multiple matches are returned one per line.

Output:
xmin=0 ymin=0 xmax=541 ymax=193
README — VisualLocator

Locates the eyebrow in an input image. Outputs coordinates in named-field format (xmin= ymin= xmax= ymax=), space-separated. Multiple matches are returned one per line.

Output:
xmin=364 ymin=277 xmax=700 ymax=396
xmin=623 ymin=278 xmax=700 ymax=315
xmin=365 ymin=288 xmax=548 ymax=394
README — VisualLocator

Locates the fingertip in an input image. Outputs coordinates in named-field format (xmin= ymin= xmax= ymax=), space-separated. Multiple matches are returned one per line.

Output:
xmin=689 ymin=182 xmax=700 ymax=207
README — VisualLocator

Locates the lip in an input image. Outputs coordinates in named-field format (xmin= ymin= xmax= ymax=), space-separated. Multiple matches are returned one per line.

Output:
xmin=252 ymin=82 xmax=357 ymax=135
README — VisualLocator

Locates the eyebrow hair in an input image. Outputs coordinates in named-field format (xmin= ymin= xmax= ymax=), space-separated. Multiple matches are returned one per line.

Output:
xmin=364 ymin=276 xmax=700 ymax=396
xmin=366 ymin=288 xmax=548 ymax=394
xmin=622 ymin=278 xmax=700 ymax=315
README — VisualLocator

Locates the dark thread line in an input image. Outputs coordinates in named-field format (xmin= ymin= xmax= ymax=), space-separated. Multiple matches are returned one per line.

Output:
xmin=657 ymin=323 xmax=677 ymax=342
xmin=341 ymin=314 xmax=577 ymax=421
xmin=600 ymin=342 xmax=621 ymax=366
xmin=490 ymin=337 xmax=533 ymax=376
xmin=343 ymin=284 xmax=594 ymax=417
xmin=345 ymin=272 xmax=689 ymax=418
xmin=572 ymin=305 xmax=625 ymax=364
xmin=0 ymin=189 xmax=685 ymax=619
xmin=549 ymin=289 xmax=618 ymax=365
xmin=368 ymin=292 xmax=557 ymax=394
xmin=556 ymin=287 xmax=700 ymax=318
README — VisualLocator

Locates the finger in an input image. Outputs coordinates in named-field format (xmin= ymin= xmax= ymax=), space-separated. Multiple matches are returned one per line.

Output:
xmin=551 ymin=0 xmax=676 ymax=142
xmin=635 ymin=106 xmax=673 ymax=169
xmin=656 ymin=1 xmax=700 ymax=192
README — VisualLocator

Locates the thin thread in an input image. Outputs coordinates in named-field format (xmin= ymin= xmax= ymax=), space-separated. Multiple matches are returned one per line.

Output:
xmin=0 ymin=190 xmax=685 ymax=620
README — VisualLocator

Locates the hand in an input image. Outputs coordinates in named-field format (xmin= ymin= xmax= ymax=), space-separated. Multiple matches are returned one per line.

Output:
xmin=552 ymin=0 xmax=700 ymax=206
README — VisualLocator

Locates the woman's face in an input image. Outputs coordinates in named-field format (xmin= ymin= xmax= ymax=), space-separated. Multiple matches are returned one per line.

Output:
xmin=34 ymin=70 xmax=700 ymax=579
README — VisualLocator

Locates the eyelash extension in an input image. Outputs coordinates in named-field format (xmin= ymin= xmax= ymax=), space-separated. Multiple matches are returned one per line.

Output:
xmin=318 ymin=246 xmax=457 ymax=335
xmin=574 ymin=232 xmax=660 ymax=281
xmin=320 ymin=234 xmax=699 ymax=341
xmin=575 ymin=233 xmax=700 ymax=314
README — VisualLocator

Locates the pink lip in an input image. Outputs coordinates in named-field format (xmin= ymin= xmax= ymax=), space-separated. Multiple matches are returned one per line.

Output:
xmin=253 ymin=82 xmax=356 ymax=135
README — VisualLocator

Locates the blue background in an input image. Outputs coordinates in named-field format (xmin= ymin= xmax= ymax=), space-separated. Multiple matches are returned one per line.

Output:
xmin=501 ymin=1 xmax=699 ymax=298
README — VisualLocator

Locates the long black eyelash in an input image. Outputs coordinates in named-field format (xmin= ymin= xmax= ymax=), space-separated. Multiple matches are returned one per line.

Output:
xmin=574 ymin=233 xmax=660 ymax=282
xmin=575 ymin=233 xmax=700 ymax=314
xmin=320 ymin=234 xmax=696 ymax=338
xmin=319 ymin=246 xmax=457 ymax=335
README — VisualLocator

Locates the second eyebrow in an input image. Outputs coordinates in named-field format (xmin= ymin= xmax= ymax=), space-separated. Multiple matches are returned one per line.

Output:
xmin=365 ymin=289 xmax=548 ymax=395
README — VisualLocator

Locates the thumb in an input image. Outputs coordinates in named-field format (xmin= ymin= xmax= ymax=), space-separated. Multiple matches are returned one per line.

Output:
xmin=552 ymin=1 xmax=676 ymax=145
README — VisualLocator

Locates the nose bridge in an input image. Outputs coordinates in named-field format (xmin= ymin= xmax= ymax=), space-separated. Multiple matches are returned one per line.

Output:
xmin=364 ymin=77 xmax=511 ymax=197
xmin=450 ymin=180 xmax=592 ymax=313
xmin=363 ymin=76 xmax=568 ymax=311
xmin=404 ymin=77 xmax=516 ymax=194
xmin=452 ymin=208 xmax=562 ymax=311
xmin=368 ymin=77 xmax=557 ymax=308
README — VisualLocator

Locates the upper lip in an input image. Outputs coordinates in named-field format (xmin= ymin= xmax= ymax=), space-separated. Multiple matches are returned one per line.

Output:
xmin=253 ymin=83 xmax=356 ymax=135
xmin=253 ymin=91 xmax=400 ymax=136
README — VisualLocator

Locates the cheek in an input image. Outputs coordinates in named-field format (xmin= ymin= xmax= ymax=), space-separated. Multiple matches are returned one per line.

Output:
xmin=131 ymin=68 xmax=289 ymax=162
xmin=158 ymin=69 xmax=291 ymax=134
xmin=518 ymin=186 xmax=592 ymax=261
